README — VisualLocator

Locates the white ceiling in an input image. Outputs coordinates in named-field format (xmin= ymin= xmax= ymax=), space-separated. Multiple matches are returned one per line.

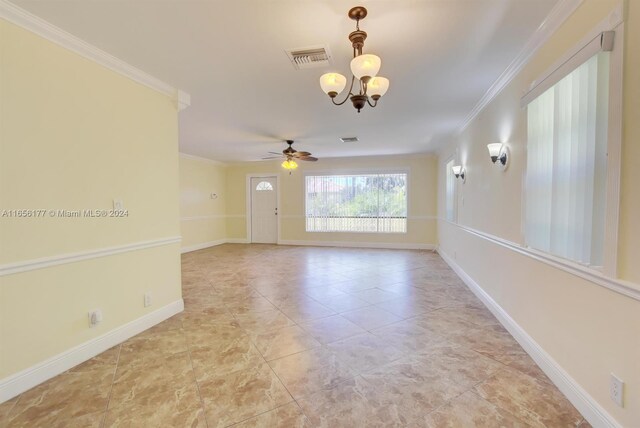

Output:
xmin=12 ymin=0 xmax=558 ymax=162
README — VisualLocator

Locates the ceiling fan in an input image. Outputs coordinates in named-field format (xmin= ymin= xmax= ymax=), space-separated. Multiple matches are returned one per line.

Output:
xmin=262 ymin=140 xmax=317 ymax=171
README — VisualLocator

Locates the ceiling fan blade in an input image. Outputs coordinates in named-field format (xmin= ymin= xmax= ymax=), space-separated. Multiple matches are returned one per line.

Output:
xmin=292 ymin=151 xmax=311 ymax=157
xmin=261 ymin=156 xmax=282 ymax=160
xmin=267 ymin=151 xmax=283 ymax=155
xmin=299 ymin=156 xmax=318 ymax=162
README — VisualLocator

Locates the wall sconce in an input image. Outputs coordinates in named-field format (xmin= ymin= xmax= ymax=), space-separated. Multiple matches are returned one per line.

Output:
xmin=487 ymin=143 xmax=509 ymax=170
xmin=452 ymin=165 xmax=466 ymax=183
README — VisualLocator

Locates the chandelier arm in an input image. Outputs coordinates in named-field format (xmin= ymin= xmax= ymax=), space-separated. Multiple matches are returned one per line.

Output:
xmin=331 ymin=96 xmax=352 ymax=106
xmin=366 ymin=97 xmax=378 ymax=108
xmin=330 ymin=76 xmax=356 ymax=106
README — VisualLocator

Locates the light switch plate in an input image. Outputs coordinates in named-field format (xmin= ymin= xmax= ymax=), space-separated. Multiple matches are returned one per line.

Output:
xmin=144 ymin=292 xmax=152 ymax=307
xmin=113 ymin=199 xmax=123 ymax=210
xmin=610 ymin=373 xmax=624 ymax=407
xmin=88 ymin=309 xmax=102 ymax=328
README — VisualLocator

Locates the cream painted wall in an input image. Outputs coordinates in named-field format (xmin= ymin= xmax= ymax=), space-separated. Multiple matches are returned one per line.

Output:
xmin=225 ymin=154 xmax=437 ymax=247
xmin=179 ymin=154 xmax=227 ymax=251
xmin=618 ymin=0 xmax=640 ymax=282
xmin=0 ymin=20 xmax=181 ymax=378
xmin=437 ymin=1 xmax=640 ymax=424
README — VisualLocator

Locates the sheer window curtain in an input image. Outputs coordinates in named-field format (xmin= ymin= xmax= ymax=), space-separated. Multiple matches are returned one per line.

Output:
xmin=525 ymin=52 xmax=609 ymax=266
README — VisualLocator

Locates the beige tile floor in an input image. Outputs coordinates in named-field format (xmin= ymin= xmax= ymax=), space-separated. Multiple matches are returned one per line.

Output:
xmin=0 ymin=244 xmax=591 ymax=427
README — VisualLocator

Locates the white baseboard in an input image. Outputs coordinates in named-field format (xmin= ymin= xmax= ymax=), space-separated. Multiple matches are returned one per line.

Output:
xmin=436 ymin=248 xmax=620 ymax=428
xmin=181 ymin=238 xmax=433 ymax=251
xmin=0 ymin=299 xmax=184 ymax=403
xmin=225 ymin=238 xmax=250 ymax=244
xmin=181 ymin=238 xmax=253 ymax=253
xmin=180 ymin=239 xmax=227 ymax=254
xmin=278 ymin=239 xmax=435 ymax=251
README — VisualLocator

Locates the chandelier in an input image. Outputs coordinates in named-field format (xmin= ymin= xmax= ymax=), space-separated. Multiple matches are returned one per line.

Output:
xmin=319 ymin=6 xmax=389 ymax=113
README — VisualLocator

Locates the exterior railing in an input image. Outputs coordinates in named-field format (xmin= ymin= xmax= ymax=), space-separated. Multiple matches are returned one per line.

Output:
xmin=305 ymin=216 xmax=407 ymax=233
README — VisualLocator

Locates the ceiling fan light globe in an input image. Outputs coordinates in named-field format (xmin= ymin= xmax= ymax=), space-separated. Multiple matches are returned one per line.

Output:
xmin=282 ymin=159 xmax=298 ymax=170
xmin=350 ymin=54 xmax=381 ymax=80
xmin=320 ymin=73 xmax=347 ymax=95
xmin=368 ymin=76 xmax=389 ymax=97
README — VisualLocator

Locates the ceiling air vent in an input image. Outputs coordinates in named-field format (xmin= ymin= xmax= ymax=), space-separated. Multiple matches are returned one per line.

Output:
xmin=285 ymin=45 xmax=332 ymax=70
xmin=340 ymin=137 xmax=359 ymax=143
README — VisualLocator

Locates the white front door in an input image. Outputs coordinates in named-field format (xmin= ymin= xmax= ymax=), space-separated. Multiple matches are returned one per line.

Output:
xmin=250 ymin=177 xmax=278 ymax=244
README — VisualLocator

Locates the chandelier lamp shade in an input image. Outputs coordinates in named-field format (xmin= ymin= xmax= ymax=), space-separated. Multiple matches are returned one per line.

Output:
xmin=319 ymin=73 xmax=347 ymax=96
xmin=350 ymin=54 xmax=381 ymax=81
xmin=319 ymin=6 xmax=389 ymax=112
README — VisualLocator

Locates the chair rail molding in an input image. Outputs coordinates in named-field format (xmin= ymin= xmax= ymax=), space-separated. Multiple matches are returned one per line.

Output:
xmin=0 ymin=236 xmax=182 ymax=276
xmin=439 ymin=219 xmax=640 ymax=302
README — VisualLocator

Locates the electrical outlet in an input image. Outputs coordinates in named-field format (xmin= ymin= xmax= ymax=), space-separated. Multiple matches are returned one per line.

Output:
xmin=144 ymin=292 xmax=152 ymax=308
xmin=610 ymin=373 xmax=624 ymax=407
xmin=88 ymin=309 xmax=103 ymax=328
xmin=113 ymin=199 xmax=124 ymax=211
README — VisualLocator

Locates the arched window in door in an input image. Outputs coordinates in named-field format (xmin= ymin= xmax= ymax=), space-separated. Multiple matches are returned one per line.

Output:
xmin=255 ymin=181 xmax=274 ymax=191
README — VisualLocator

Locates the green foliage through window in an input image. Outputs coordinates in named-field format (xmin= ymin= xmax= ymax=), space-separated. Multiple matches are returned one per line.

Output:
xmin=305 ymin=173 xmax=407 ymax=233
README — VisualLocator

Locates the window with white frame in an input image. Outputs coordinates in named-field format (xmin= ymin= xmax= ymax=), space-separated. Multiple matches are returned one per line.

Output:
xmin=524 ymin=34 xmax=618 ymax=268
xmin=305 ymin=173 xmax=407 ymax=233
xmin=445 ymin=159 xmax=456 ymax=222
xmin=255 ymin=181 xmax=274 ymax=191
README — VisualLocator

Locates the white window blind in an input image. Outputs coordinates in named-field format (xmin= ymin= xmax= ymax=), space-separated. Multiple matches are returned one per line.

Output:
xmin=305 ymin=173 xmax=407 ymax=233
xmin=525 ymin=52 xmax=609 ymax=266
xmin=445 ymin=159 xmax=456 ymax=222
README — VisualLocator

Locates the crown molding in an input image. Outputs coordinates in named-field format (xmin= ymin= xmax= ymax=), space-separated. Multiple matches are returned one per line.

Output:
xmin=0 ymin=0 xmax=190 ymax=109
xmin=179 ymin=152 xmax=226 ymax=166
xmin=174 ymin=91 xmax=191 ymax=112
xmin=456 ymin=0 xmax=583 ymax=135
